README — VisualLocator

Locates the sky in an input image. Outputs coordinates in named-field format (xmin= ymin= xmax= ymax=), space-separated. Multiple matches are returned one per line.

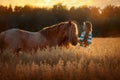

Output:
xmin=0 ymin=0 xmax=120 ymax=8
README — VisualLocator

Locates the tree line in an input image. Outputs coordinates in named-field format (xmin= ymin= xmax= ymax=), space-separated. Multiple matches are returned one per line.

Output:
xmin=0 ymin=4 xmax=120 ymax=37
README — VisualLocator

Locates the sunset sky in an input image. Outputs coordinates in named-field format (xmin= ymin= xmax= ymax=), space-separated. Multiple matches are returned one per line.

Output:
xmin=0 ymin=0 xmax=120 ymax=8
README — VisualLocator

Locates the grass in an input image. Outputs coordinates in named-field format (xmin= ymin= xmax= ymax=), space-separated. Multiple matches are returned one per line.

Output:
xmin=0 ymin=38 xmax=120 ymax=80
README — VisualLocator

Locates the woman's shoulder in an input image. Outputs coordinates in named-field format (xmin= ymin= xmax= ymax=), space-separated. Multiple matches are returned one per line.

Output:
xmin=89 ymin=32 xmax=92 ymax=35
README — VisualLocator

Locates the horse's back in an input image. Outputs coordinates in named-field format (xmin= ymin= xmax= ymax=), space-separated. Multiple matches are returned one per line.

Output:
xmin=0 ymin=28 xmax=47 ymax=52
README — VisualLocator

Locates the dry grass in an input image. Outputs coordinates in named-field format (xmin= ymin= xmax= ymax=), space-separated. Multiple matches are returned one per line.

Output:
xmin=0 ymin=38 xmax=120 ymax=80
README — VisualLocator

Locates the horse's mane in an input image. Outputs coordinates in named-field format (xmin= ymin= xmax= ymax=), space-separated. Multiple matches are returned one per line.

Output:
xmin=39 ymin=22 xmax=66 ymax=38
xmin=39 ymin=22 xmax=65 ymax=31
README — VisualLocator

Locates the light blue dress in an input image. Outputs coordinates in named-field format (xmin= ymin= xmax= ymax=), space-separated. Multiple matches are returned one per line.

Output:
xmin=79 ymin=32 xmax=92 ymax=46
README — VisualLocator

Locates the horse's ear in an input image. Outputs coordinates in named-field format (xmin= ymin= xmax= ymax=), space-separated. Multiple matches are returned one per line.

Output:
xmin=68 ymin=21 xmax=72 ymax=26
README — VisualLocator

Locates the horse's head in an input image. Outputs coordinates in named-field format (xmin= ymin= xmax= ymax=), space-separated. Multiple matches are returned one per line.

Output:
xmin=57 ymin=21 xmax=78 ymax=46
xmin=67 ymin=21 xmax=78 ymax=45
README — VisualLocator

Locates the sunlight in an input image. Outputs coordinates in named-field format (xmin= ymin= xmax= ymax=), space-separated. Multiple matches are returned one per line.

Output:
xmin=44 ymin=0 xmax=50 ymax=3
xmin=44 ymin=0 xmax=52 ymax=7
xmin=0 ymin=0 xmax=120 ymax=8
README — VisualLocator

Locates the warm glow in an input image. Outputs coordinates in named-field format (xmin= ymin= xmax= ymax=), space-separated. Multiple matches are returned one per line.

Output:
xmin=44 ymin=0 xmax=50 ymax=3
xmin=0 ymin=0 xmax=120 ymax=8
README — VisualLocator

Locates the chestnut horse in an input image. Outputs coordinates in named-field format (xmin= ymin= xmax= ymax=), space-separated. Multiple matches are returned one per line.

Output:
xmin=0 ymin=21 xmax=78 ymax=53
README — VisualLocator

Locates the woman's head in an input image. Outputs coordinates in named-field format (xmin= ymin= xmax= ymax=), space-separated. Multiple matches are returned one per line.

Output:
xmin=83 ymin=21 xmax=92 ymax=33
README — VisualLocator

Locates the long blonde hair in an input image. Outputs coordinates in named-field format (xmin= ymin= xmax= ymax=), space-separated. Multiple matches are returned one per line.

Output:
xmin=83 ymin=21 xmax=92 ymax=46
xmin=83 ymin=21 xmax=92 ymax=33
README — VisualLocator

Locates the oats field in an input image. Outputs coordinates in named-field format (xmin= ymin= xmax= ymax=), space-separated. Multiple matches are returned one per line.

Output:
xmin=0 ymin=38 xmax=120 ymax=80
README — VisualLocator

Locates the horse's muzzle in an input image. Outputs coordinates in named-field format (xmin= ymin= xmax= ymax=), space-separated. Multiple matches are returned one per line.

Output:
xmin=72 ymin=41 xmax=77 ymax=45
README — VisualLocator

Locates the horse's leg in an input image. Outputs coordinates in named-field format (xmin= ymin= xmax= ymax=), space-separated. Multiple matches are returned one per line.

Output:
xmin=0 ymin=48 xmax=4 ymax=57
xmin=0 ymin=48 xmax=3 ymax=54
xmin=14 ymin=48 xmax=22 ymax=56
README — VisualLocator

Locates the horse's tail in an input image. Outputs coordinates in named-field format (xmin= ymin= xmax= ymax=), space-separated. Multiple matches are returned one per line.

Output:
xmin=0 ymin=33 xmax=2 ymax=53
xmin=0 ymin=32 xmax=5 ymax=53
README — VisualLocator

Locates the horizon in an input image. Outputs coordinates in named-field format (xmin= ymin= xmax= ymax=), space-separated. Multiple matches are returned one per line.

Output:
xmin=0 ymin=0 xmax=120 ymax=9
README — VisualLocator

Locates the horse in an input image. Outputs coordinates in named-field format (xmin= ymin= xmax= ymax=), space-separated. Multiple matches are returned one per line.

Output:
xmin=0 ymin=21 xmax=78 ymax=53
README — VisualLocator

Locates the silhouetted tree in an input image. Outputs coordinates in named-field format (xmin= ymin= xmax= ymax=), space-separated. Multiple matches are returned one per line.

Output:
xmin=0 ymin=4 xmax=120 ymax=37
xmin=52 ymin=3 xmax=69 ymax=22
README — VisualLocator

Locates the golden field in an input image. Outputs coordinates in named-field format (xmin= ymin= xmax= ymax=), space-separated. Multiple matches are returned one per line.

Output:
xmin=0 ymin=38 xmax=120 ymax=80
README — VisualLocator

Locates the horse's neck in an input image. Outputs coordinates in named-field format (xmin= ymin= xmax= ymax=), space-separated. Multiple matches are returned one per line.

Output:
xmin=39 ymin=23 xmax=68 ymax=46
xmin=39 ymin=27 xmax=58 ymax=40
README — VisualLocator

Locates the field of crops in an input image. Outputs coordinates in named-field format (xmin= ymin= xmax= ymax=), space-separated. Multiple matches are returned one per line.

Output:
xmin=0 ymin=38 xmax=120 ymax=80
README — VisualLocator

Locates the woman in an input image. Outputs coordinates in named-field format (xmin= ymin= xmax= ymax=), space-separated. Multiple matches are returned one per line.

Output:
xmin=79 ymin=21 xmax=93 ymax=47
